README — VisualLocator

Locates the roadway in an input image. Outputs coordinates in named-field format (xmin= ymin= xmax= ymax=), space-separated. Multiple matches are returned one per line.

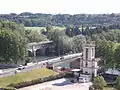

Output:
xmin=0 ymin=53 xmax=82 ymax=77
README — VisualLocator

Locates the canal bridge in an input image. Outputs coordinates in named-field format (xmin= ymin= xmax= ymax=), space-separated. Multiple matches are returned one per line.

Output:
xmin=28 ymin=41 xmax=54 ymax=56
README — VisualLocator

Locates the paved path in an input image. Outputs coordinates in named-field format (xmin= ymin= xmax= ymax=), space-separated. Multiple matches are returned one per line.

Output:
xmin=18 ymin=78 xmax=92 ymax=90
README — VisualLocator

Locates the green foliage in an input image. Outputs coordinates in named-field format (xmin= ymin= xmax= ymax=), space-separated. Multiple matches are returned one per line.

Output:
xmin=48 ymin=29 xmax=65 ymax=41
xmin=94 ymin=76 xmax=107 ymax=88
xmin=3 ymin=71 xmax=69 ymax=89
xmin=58 ymin=36 xmax=72 ymax=55
xmin=0 ymin=30 xmax=27 ymax=64
xmin=0 ymin=20 xmax=24 ymax=31
xmin=114 ymin=46 xmax=120 ymax=68
xmin=0 ymin=68 xmax=57 ymax=88
xmin=95 ymin=40 xmax=116 ymax=68
xmin=71 ymin=35 xmax=86 ymax=53
xmin=116 ymin=76 xmax=120 ymax=90
xmin=25 ymin=30 xmax=48 ymax=43
xmin=1 ymin=13 xmax=120 ymax=28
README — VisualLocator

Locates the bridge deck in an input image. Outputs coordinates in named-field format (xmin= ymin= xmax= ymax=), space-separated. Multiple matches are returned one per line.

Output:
xmin=51 ymin=53 xmax=82 ymax=67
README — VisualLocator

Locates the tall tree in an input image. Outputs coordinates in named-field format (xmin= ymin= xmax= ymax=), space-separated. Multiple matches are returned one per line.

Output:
xmin=71 ymin=35 xmax=86 ymax=53
xmin=114 ymin=45 xmax=120 ymax=68
xmin=26 ymin=30 xmax=47 ymax=43
xmin=95 ymin=40 xmax=115 ymax=68
xmin=0 ymin=30 xmax=27 ymax=64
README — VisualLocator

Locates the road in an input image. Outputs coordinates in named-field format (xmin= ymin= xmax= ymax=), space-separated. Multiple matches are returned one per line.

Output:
xmin=0 ymin=53 xmax=82 ymax=77
xmin=18 ymin=78 xmax=92 ymax=90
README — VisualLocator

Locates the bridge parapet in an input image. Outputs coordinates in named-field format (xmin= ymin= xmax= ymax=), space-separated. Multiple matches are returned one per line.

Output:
xmin=28 ymin=41 xmax=53 ymax=52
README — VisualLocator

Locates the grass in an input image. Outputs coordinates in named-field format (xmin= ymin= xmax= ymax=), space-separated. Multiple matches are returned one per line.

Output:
xmin=25 ymin=27 xmax=46 ymax=31
xmin=0 ymin=68 xmax=57 ymax=88
xmin=25 ymin=26 xmax=66 ymax=31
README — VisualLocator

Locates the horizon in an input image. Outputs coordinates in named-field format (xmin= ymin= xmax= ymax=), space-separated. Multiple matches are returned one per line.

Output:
xmin=1 ymin=12 xmax=120 ymax=15
xmin=0 ymin=0 xmax=120 ymax=14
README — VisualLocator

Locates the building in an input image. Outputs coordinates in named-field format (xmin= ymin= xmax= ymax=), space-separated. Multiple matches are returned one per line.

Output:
xmin=71 ymin=42 xmax=100 ymax=77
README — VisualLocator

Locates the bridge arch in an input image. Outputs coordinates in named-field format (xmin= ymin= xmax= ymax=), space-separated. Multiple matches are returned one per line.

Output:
xmin=36 ymin=49 xmax=42 ymax=56
xmin=28 ymin=50 xmax=33 ymax=57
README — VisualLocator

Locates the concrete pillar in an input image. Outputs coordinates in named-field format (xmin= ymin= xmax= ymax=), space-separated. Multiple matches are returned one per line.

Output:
xmin=32 ymin=46 xmax=37 ymax=63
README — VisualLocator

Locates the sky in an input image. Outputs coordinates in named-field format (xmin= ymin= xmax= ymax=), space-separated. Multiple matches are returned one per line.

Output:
xmin=0 ymin=0 xmax=120 ymax=14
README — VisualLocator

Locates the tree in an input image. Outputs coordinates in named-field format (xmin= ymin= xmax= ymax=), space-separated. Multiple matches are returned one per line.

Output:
xmin=47 ymin=29 xmax=66 ymax=56
xmin=0 ymin=30 xmax=27 ymax=64
xmin=71 ymin=35 xmax=86 ymax=53
xmin=26 ymin=30 xmax=48 ymax=43
xmin=116 ymin=76 xmax=120 ymax=90
xmin=65 ymin=26 xmax=74 ymax=37
xmin=47 ymin=29 xmax=65 ymax=41
xmin=94 ymin=76 xmax=107 ymax=88
xmin=58 ymin=36 xmax=72 ymax=55
xmin=114 ymin=45 xmax=120 ymax=68
xmin=95 ymin=40 xmax=115 ymax=68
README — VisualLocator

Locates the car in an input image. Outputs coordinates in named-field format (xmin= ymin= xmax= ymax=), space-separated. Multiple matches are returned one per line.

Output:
xmin=0 ymin=70 xmax=3 ymax=75
xmin=17 ymin=65 xmax=25 ymax=70
xmin=60 ymin=56 xmax=64 ymax=60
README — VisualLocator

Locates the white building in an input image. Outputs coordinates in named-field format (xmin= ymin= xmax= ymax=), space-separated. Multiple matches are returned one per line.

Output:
xmin=71 ymin=42 xmax=100 ymax=77
xmin=80 ymin=42 xmax=99 ymax=77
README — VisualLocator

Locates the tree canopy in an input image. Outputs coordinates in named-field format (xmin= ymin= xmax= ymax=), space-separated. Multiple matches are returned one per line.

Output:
xmin=1 ymin=13 xmax=120 ymax=28
xmin=0 ymin=30 xmax=27 ymax=64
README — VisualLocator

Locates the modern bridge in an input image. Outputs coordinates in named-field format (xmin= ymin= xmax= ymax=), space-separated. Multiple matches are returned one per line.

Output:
xmin=45 ymin=53 xmax=83 ymax=68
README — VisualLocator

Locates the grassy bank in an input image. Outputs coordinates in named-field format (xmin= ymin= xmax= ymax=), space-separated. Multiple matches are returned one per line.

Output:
xmin=0 ymin=68 xmax=57 ymax=88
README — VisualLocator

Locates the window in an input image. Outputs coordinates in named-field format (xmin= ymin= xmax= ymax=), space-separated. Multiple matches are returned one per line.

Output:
xmin=86 ymin=62 xmax=88 ymax=67
xmin=92 ymin=48 xmax=94 ymax=57
xmin=86 ymin=48 xmax=88 ymax=59
xmin=85 ymin=71 xmax=88 ymax=74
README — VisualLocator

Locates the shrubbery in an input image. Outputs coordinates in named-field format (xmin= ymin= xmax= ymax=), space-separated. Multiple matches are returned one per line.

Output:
xmin=89 ymin=76 xmax=107 ymax=90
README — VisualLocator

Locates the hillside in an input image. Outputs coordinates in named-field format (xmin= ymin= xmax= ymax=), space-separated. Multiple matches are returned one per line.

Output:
xmin=1 ymin=12 xmax=120 ymax=27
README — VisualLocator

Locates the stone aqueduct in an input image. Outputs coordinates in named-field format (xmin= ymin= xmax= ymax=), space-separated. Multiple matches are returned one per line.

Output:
xmin=27 ymin=41 xmax=54 ymax=57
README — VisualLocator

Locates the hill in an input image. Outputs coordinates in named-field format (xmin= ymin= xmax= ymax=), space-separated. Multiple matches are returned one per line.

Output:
xmin=1 ymin=12 xmax=120 ymax=27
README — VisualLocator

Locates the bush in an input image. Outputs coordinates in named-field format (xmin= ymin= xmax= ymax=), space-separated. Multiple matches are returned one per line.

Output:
xmin=64 ymin=72 xmax=73 ymax=78
xmin=94 ymin=76 xmax=107 ymax=87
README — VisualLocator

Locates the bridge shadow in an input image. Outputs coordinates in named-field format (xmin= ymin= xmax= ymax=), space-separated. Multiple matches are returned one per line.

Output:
xmin=52 ymin=79 xmax=74 ymax=86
